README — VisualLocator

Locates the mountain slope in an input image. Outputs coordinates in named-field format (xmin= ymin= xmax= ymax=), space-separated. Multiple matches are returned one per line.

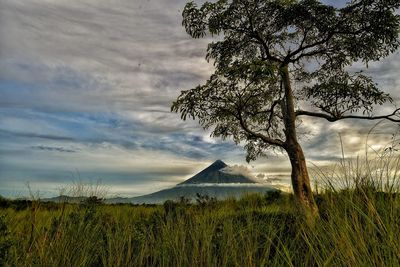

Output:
xmin=179 ymin=160 xmax=256 ymax=184
xmin=114 ymin=160 xmax=278 ymax=204
xmin=116 ymin=184 xmax=277 ymax=204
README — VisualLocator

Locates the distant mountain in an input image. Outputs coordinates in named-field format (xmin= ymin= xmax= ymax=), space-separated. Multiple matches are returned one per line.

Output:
xmin=109 ymin=160 xmax=278 ymax=204
xmin=179 ymin=159 xmax=257 ymax=184
xmin=41 ymin=160 xmax=279 ymax=204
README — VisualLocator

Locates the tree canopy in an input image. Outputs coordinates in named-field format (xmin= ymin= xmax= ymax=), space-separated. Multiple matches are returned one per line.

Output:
xmin=172 ymin=0 xmax=400 ymax=162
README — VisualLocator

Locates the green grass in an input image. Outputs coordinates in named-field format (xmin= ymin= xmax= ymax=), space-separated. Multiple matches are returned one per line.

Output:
xmin=1 ymin=188 xmax=400 ymax=267
xmin=2 ymin=154 xmax=400 ymax=266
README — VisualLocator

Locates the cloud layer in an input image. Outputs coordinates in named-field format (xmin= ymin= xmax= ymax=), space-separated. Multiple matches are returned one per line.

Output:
xmin=0 ymin=0 xmax=399 ymax=197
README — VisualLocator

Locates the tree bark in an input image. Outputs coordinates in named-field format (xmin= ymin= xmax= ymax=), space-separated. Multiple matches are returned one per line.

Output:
xmin=286 ymin=141 xmax=318 ymax=218
xmin=280 ymin=64 xmax=318 ymax=218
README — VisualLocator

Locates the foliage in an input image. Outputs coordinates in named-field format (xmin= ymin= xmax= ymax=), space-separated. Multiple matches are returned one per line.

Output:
xmin=0 ymin=197 xmax=32 ymax=211
xmin=265 ymin=189 xmax=282 ymax=204
xmin=196 ymin=193 xmax=218 ymax=207
xmin=0 ymin=215 xmax=12 ymax=266
xmin=81 ymin=196 xmax=104 ymax=207
xmin=172 ymin=0 xmax=400 ymax=161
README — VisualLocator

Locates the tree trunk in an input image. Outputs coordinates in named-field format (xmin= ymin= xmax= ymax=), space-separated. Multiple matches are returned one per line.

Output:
xmin=286 ymin=141 xmax=318 ymax=217
xmin=280 ymin=64 xmax=318 ymax=218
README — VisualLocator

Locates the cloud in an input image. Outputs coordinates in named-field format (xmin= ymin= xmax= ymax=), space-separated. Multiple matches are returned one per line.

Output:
xmin=0 ymin=0 xmax=213 ymax=114
xmin=221 ymin=165 xmax=257 ymax=181
xmin=31 ymin=145 xmax=77 ymax=153
xmin=0 ymin=129 xmax=75 ymax=141
xmin=0 ymin=0 xmax=399 ymax=197
xmin=256 ymin=173 xmax=266 ymax=179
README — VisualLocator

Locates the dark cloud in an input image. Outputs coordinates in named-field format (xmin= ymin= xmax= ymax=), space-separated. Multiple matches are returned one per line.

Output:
xmin=0 ymin=129 xmax=75 ymax=141
xmin=31 ymin=145 xmax=77 ymax=153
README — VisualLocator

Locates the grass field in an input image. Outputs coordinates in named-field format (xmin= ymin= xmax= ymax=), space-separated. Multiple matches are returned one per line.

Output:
xmin=1 ymin=155 xmax=400 ymax=266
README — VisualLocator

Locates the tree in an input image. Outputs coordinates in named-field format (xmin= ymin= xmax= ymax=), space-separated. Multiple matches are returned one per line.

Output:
xmin=171 ymin=0 xmax=400 ymax=217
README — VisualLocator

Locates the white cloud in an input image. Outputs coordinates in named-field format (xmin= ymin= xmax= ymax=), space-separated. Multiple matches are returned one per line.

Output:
xmin=221 ymin=165 xmax=257 ymax=180
xmin=0 ymin=0 xmax=400 ymax=197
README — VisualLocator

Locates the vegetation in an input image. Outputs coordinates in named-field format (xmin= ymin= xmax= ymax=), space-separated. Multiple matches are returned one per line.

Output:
xmin=172 ymin=0 xmax=400 ymax=215
xmin=2 ymin=153 xmax=400 ymax=266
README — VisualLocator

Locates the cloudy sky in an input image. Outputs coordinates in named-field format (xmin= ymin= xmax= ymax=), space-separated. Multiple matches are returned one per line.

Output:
xmin=0 ymin=0 xmax=399 ymax=198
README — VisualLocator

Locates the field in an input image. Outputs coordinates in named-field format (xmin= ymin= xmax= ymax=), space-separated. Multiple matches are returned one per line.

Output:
xmin=1 ymin=155 xmax=400 ymax=266
xmin=1 ymin=189 xmax=400 ymax=266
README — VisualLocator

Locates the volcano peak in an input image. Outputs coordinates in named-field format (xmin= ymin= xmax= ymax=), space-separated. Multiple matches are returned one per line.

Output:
xmin=178 ymin=160 xmax=255 ymax=185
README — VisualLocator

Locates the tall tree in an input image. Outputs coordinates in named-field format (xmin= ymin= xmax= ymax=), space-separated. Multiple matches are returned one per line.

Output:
xmin=172 ymin=0 xmax=400 ymax=216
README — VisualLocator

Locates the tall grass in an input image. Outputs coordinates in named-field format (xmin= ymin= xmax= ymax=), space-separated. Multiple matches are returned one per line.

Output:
xmin=1 ymin=150 xmax=400 ymax=266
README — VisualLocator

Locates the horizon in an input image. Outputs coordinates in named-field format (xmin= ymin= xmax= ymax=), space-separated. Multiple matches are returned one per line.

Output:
xmin=2 ymin=159 xmax=291 ymax=199
xmin=1 ymin=0 xmax=400 ymax=198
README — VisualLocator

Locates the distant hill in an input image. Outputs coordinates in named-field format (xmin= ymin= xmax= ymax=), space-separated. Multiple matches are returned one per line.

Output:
xmin=112 ymin=184 xmax=277 ymax=204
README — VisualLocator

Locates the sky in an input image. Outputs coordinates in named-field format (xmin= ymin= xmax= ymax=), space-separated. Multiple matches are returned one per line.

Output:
xmin=0 ymin=0 xmax=400 ymax=198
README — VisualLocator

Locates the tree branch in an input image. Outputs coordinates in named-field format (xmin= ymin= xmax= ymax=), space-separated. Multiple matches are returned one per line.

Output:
xmin=240 ymin=0 xmax=283 ymax=63
xmin=296 ymin=108 xmax=400 ymax=122
xmin=287 ymin=32 xmax=333 ymax=62
xmin=265 ymin=100 xmax=281 ymax=132
xmin=237 ymin=110 xmax=286 ymax=147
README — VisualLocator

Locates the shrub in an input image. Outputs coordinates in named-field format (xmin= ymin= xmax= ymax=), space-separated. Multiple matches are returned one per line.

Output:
xmin=0 ymin=215 xmax=12 ymax=266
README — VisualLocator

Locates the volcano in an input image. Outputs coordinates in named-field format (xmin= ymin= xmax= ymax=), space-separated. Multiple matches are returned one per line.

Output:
xmin=107 ymin=160 xmax=278 ymax=204
xmin=178 ymin=159 xmax=257 ymax=185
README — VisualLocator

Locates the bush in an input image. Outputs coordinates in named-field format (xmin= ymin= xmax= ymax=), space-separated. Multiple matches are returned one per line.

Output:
xmin=0 ymin=215 xmax=12 ymax=266
xmin=265 ymin=190 xmax=282 ymax=204
xmin=0 ymin=196 xmax=9 ymax=209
